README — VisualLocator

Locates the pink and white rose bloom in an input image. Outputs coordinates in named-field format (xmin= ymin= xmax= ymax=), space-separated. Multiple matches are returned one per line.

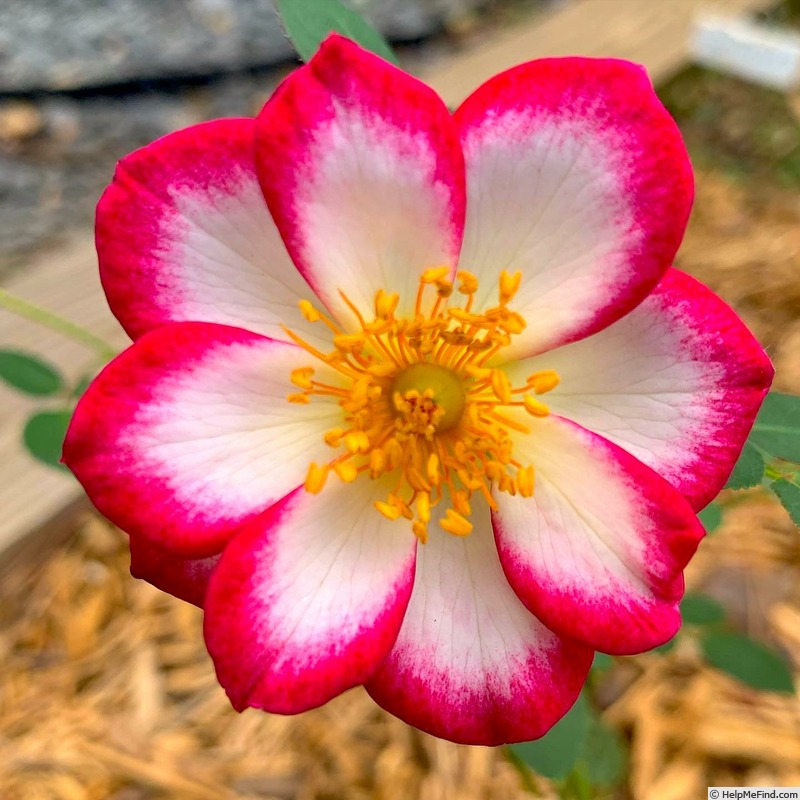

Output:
xmin=64 ymin=35 xmax=773 ymax=745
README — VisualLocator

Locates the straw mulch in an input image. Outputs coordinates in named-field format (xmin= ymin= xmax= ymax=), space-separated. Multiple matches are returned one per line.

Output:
xmin=1 ymin=169 xmax=800 ymax=800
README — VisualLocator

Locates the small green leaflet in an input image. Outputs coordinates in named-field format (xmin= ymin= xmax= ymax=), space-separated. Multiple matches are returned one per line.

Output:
xmin=509 ymin=690 xmax=625 ymax=787
xmin=702 ymin=631 xmax=794 ymax=693
xmin=582 ymin=714 xmax=626 ymax=787
xmin=725 ymin=441 xmax=764 ymax=490
xmin=24 ymin=410 xmax=72 ymax=469
xmin=680 ymin=592 xmax=726 ymax=625
xmin=509 ymin=692 xmax=590 ymax=780
xmin=275 ymin=0 xmax=398 ymax=64
xmin=749 ymin=392 xmax=800 ymax=463
xmin=772 ymin=478 xmax=800 ymax=527
xmin=0 ymin=349 xmax=64 ymax=396
xmin=698 ymin=502 xmax=723 ymax=532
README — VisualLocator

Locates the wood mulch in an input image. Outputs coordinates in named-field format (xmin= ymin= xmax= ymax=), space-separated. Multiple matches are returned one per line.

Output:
xmin=2 ymin=168 xmax=800 ymax=799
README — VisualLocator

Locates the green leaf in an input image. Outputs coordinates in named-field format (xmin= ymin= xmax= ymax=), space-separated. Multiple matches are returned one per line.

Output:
xmin=681 ymin=592 xmax=726 ymax=625
xmin=0 ymin=349 xmax=64 ymax=396
xmin=772 ymin=478 xmax=800 ymax=527
xmin=591 ymin=652 xmax=614 ymax=673
xmin=72 ymin=372 xmax=94 ymax=398
xmin=749 ymin=392 xmax=800 ymax=462
xmin=276 ymin=0 xmax=398 ymax=64
xmin=654 ymin=635 xmax=676 ymax=653
xmin=698 ymin=502 xmax=723 ymax=533
xmin=581 ymin=715 xmax=626 ymax=787
xmin=509 ymin=691 xmax=590 ymax=780
xmin=23 ymin=410 xmax=72 ymax=469
xmin=702 ymin=631 xmax=794 ymax=693
xmin=725 ymin=440 xmax=764 ymax=490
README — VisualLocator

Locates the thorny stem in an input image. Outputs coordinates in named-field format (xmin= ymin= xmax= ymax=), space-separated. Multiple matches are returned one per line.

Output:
xmin=0 ymin=288 xmax=117 ymax=360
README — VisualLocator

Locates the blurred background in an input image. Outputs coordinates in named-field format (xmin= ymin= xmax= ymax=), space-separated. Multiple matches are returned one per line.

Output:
xmin=1 ymin=1 xmax=800 ymax=798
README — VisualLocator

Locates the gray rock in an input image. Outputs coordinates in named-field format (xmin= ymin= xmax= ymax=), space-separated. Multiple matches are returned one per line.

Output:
xmin=0 ymin=0 xmax=480 ymax=93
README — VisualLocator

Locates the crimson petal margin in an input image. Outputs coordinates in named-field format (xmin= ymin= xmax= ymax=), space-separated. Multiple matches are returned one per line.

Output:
xmin=129 ymin=536 xmax=220 ymax=608
xmin=63 ymin=322 xmax=342 ymax=558
xmin=493 ymin=416 xmax=705 ymax=655
xmin=96 ymin=118 xmax=325 ymax=347
xmin=204 ymin=482 xmax=418 ymax=714
xmin=366 ymin=502 xmax=593 ymax=746
xmin=455 ymin=57 xmax=694 ymax=358
xmin=255 ymin=34 xmax=466 ymax=326
xmin=505 ymin=269 xmax=774 ymax=510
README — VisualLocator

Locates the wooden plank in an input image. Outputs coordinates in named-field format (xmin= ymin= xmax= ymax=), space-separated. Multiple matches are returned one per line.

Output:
xmin=0 ymin=235 xmax=127 ymax=555
xmin=429 ymin=0 xmax=775 ymax=106
xmin=0 ymin=0 xmax=778 ymax=556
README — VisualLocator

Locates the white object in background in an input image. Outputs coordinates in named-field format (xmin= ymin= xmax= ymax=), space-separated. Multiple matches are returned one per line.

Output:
xmin=691 ymin=13 xmax=800 ymax=91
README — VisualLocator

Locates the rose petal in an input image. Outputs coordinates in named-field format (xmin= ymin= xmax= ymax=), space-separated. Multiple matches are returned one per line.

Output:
xmin=204 ymin=482 xmax=417 ymax=713
xmin=64 ymin=322 xmax=341 ymax=557
xmin=493 ymin=416 xmax=704 ymax=654
xmin=255 ymin=34 xmax=466 ymax=325
xmin=505 ymin=269 xmax=773 ymax=509
xmin=366 ymin=502 xmax=593 ymax=745
xmin=455 ymin=57 xmax=693 ymax=357
xmin=129 ymin=536 xmax=220 ymax=608
xmin=97 ymin=118 xmax=325 ymax=346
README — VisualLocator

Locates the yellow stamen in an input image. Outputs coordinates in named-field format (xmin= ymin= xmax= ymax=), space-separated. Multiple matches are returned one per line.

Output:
xmin=333 ymin=461 xmax=358 ymax=483
xmin=375 ymin=500 xmax=402 ymax=521
xmin=528 ymin=369 xmax=561 ymax=394
xmin=499 ymin=270 xmax=522 ymax=303
xmin=440 ymin=509 xmax=473 ymax=537
xmin=421 ymin=265 xmax=451 ymax=284
xmin=523 ymin=395 xmax=550 ymax=418
xmin=298 ymin=299 xmax=321 ymax=322
xmin=304 ymin=463 xmax=328 ymax=494
xmin=285 ymin=268 xmax=558 ymax=542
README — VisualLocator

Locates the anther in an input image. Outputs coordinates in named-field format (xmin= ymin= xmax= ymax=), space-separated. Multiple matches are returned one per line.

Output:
xmin=528 ymin=370 xmax=560 ymax=394
xmin=334 ymin=461 xmax=358 ymax=483
xmin=304 ymin=463 xmax=329 ymax=494
xmin=499 ymin=270 xmax=522 ymax=303
xmin=421 ymin=266 xmax=451 ymax=284
xmin=298 ymin=299 xmax=321 ymax=322
xmin=523 ymin=395 xmax=550 ymax=417
xmin=375 ymin=500 xmax=402 ymax=521
xmin=290 ymin=367 xmax=315 ymax=389
xmin=440 ymin=508 xmax=473 ymax=537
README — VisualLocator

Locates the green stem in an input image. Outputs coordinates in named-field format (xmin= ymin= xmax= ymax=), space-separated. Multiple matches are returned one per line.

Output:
xmin=0 ymin=288 xmax=117 ymax=360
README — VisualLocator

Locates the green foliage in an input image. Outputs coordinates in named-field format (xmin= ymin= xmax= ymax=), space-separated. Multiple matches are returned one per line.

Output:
xmin=698 ymin=502 xmax=723 ymax=532
xmin=725 ymin=441 xmax=764 ymax=490
xmin=0 ymin=349 xmax=64 ymax=396
xmin=72 ymin=373 xmax=94 ymax=398
xmin=510 ymin=693 xmax=590 ymax=781
xmin=275 ymin=0 xmax=397 ymax=64
xmin=23 ymin=410 xmax=71 ymax=469
xmin=509 ymin=690 xmax=625 ymax=790
xmin=772 ymin=478 xmax=800 ymax=527
xmin=582 ymin=715 xmax=626 ymax=787
xmin=749 ymin=392 xmax=800 ymax=462
xmin=680 ymin=592 xmax=726 ymax=625
xmin=590 ymin=652 xmax=614 ymax=673
xmin=654 ymin=636 xmax=676 ymax=653
xmin=722 ymin=393 xmax=800 ymax=530
xmin=702 ymin=631 xmax=795 ymax=693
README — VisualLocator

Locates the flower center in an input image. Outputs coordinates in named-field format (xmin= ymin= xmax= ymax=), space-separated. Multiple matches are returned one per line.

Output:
xmin=392 ymin=363 xmax=465 ymax=433
xmin=283 ymin=268 xmax=560 ymax=543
